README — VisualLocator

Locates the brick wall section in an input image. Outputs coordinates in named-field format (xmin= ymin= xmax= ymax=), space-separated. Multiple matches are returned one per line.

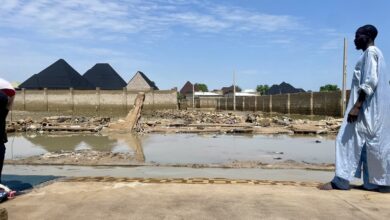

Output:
xmin=23 ymin=90 xmax=46 ymax=111
xmin=220 ymin=97 xmax=227 ymax=110
xmin=313 ymin=91 xmax=342 ymax=117
xmin=147 ymin=90 xmax=178 ymax=110
xmin=235 ymin=97 xmax=244 ymax=111
xmin=245 ymin=97 xmax=256 ymax=111
xmin=271 ymin=94 xmax=289 ymax=114
xmin=198 ymin=97 xmax=218 ymax=109
xmin=255 ymin=96 xmax=266 ymax=112
xmin=290 ymin=93 xmax=312 ymax=115
xmin=191 ymin=91 xmax=343 ymax=116
xmin=13 ymin=89 xmax=178 ymax=114
xmin=226 ymin=97 xmax=234 ymax=110
xmin=262 ymin=96 xmax=271 ymax=112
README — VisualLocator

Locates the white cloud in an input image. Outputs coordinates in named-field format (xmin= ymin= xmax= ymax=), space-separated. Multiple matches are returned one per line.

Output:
xmin=0 ymin=0 xmax=304 ymax=40
xmin=0 ymin=0 xmax=20 ymax=10
xmin=212 ymin=6 xmax=302 ymax=32
xmin=0 ymin=35 xmax=150 ymax=82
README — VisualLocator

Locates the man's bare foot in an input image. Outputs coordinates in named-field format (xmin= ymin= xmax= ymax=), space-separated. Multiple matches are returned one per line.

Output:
xmin=318 ymin=182 xmax=336 ymax=190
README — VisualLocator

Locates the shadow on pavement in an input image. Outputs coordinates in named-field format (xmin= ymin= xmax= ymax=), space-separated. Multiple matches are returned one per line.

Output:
xmin=2 ymin=174 xmax=61 ymax=192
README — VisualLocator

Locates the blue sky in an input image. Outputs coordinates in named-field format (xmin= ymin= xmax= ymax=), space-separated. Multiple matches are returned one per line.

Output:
xmin=1 ymin=0 xmax=390 ymax=91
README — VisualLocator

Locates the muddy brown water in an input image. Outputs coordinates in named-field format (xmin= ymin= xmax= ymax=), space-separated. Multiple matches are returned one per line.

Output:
xmin=5 ymin=133 xmax=335 ymax=164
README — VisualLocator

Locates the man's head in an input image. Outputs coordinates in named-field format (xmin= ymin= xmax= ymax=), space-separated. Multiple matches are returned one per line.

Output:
xmin=354 ymin=25 xmax=378 ymax=51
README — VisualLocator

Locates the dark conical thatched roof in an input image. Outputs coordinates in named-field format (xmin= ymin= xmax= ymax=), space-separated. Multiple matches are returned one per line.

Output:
xmin=266 ymin=82 xmax=305 ymax=95
xmin=83 ymin=63 xmax=127 ymax=90
xmin=19 ymin=59 xmax=95 ymax=89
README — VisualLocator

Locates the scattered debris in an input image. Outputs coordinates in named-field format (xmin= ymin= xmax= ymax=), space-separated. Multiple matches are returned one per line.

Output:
xmin=6 ymin=116 xmax=110 ymax=134
xmin=138 ymin=110 xmax=342 ymax=135
xmin=7 ymin=110 xmax=343 ymax=135
xmin=8 ymin=149 xmax=144 ymax=166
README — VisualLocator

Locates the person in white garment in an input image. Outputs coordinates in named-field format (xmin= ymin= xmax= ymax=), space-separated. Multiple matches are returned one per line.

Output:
xmin=319 ymin=25 xmax=390 ymax=192
xmin=0 ymin=78 xmax=15 ymax=183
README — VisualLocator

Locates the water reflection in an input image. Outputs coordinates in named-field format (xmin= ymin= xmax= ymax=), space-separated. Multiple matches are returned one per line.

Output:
xmin=107 ymin=133 xmax=145 ymax=163
xmin=6 ymin=133 xmax=145 ymax=162
xmin=24 ymin=134 xmax=120 ymax=152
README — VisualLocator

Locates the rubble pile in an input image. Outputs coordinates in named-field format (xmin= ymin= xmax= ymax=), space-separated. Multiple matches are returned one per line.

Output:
xmin=6 ymin=110 xmax=343 ymax=135
xmin=6 ymin=116 xmax=110 ymax=133
xmin=9 ymin=150 xmax=138 ymax=166
xmin=147 ymin=110 xmax=244 ymax=124
xmin=142 ymin=110 xmax=343 ymax=135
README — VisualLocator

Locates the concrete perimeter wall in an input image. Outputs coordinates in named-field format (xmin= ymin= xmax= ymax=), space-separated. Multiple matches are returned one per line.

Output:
xmin=13 ymin=88 xmax=178 ymax=114
xmin=185 ymin=91 xmax=343 ymax=117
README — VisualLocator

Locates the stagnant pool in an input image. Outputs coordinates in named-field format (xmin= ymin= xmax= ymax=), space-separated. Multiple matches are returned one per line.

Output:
xmin=5 ymin=133 xmax=335 ymax=164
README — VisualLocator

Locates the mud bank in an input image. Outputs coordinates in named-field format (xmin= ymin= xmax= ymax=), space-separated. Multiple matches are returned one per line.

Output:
xmin=5 ymin=150 xmax=334 ymax=171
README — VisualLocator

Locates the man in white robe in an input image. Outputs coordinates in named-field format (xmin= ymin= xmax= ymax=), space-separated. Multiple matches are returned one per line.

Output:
xmin=0 ymin=78 xmax=15 ymax=183
xmin=320 ymin=25 xmax=390 ymax=192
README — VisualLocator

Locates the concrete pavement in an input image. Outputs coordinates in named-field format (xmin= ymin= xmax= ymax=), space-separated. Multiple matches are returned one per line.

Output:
xmin=2 ymin=178 xmax=390 ymax=220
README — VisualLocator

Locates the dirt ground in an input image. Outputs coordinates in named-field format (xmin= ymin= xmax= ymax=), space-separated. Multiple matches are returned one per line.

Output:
xmin=2 ymin=180 xmax=390 ymax=220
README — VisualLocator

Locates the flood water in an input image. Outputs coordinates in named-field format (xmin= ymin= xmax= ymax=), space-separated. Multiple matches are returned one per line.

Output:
xmin=5 ymin=133 xmax=336 ymax=164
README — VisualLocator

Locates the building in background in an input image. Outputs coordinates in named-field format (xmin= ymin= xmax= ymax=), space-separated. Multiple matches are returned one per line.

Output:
xmin=221 ymin=85 xmax=242 ymax=96
xmin=126 ymin=71 xmax=159 ymax=91
xmin=83 ymin=63 xmax=127 ymax=90
xmin=225 ymin=89 xmax=259 ymax=97
xmin=266 ymin=82 xmax=305 ymax=95
xmin=179 ymin=81 xmax=199 ymax=96
xmin=19 ymin=59 xmax=94 ymax=90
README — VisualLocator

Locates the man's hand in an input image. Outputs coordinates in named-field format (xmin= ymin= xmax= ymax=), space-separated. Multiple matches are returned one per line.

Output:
xmin=347 ymin=106 xmax=360 ymax=123
xmin=347 ymin=90 xmax=366 ymax=123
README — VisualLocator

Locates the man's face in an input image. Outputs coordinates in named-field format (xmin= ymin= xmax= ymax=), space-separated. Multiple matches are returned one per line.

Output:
xmin=354 ymin=30 xmax=370 ymax=50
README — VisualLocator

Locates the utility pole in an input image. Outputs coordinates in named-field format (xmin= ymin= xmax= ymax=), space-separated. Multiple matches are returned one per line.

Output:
xmin=342 ymin=38 xmax=347 ymax=114
xmin=233 ymin=71 xmax=236 ymax=111
xmin=192 ymin=83 xmax=195 ymax=109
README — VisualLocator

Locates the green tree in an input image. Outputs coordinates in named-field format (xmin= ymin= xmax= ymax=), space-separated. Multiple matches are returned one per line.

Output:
xmin=195 ymin=83 xmax=208 ymax=92
xmin=320 ymin=84 xmax=340 ymax=92
xmin=256 ymin=84 xmax=270 ymax=95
